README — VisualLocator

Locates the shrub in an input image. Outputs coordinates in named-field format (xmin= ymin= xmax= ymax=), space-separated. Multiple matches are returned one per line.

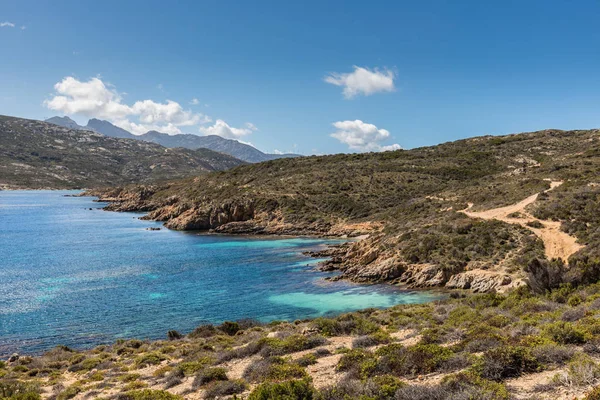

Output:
xmin=531 ymin=344 xmax=575 ymax=365
xmin=0 ymin=380 xmax=41 ymax=400
xmin=134 ymin=352 xmax=167 ymax=368
xmin=203 ymin=380 xmax=246 ymax=399
xmin=248 ymin=378 xmax=315 ymax=400
xmin=553 ymin=354 xmax=600 ymax=387
xmin=167 ymin=330 xmax=182 ymax=340
xmin=163 ymin=368 xmax=184 ymax=389
xmin=118 ymin=389 xmax=183 ymax=400
xmin=526 ymin=220 xmax=544 ymax=229
xmin=244 ymin=357 xmax=308 ymax=383
xmin=474 ymin=346 xmax=540 ymax=381
xmin=219 ymin=321 xmax=241 ymax=336
xmin=295 ymin=354 xmax=318 ymax=367
xmin=336 ymin=349 xmax=375 ymax=373
xmin=178 ymin=357 xmax=213 ymax=375
xmin=373 ymin=344 xmax=453 ymax=377
xmin=542 ymin=321 xmax=586 ymax=344
xmin=318 ymin=376 xmax=404 ymax=400
xmin=189 ymin=324 xmax=218 ymax=338
xmin=352 ymin=331 xmax=391 ymax=348
xmin=56 ymin=385 xmax=81 ymax=400
xmin=259 ymin=335 xmax=327 ymax=357
xmin=192 ymin=367 xmax=228 ymax=389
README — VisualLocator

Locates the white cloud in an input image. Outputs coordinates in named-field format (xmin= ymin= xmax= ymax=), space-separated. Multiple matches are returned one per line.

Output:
xmin=20 ymin=25 xmax=26 ymax=30
xmin=272 ymin=149 xmax=284 ymax=155
xmin=200 ymin=119 xmax=257 ymax=139
xmin=190 ymin=98 xmax=200 ymax=105
xmin=44 ymin=76 xmax=211 ymax=135
xmin=325 ymin=66 xmax=395 ymax=99
xmin=331 ymin=120 xmax=401 ymax=152
xmin=1 ymin=21 xmax=15 ymax=28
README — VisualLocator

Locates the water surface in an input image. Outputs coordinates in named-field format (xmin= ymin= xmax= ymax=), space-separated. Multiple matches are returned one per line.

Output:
xmin=0 ymin=191 xmax=439 ymax=355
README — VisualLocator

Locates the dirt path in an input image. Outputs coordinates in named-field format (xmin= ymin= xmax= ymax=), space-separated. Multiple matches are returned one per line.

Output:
xmin=462 ymin=181 xmax=583 ymax=261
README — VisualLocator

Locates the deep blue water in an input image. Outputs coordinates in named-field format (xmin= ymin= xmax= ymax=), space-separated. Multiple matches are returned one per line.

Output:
xmin=0 ymin=191 xmax=439 ymax=355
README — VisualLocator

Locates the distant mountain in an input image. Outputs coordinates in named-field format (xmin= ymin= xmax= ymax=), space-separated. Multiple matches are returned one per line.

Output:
xmin=46 ymin=116 xmax=301 ymax=163
xmin=139 ymin=130 xmax=300 ymax=163
xmin=1 ymin=115 xmax=246 ymax=189
xmin=86 ymin=118 xmax=137 ymax=139
xmin=44 ymin=116 xmax=88 ymax=131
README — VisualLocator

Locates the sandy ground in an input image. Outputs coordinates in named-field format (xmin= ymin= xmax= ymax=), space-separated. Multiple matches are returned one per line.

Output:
xmin=462 ymin=181 xmax=583 ymax=261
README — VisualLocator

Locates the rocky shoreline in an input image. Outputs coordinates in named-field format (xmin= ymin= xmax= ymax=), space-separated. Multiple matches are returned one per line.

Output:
xmin=82 ymin=187 xmax=520 ymax=293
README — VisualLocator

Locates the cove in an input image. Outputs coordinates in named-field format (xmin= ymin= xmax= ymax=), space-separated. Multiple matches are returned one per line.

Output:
xmin=0 ymin=191 xmax=440 ymax=355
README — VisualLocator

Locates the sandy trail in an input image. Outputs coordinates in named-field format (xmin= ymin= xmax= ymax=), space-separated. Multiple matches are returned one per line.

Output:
xmin=462 ymin=181 xmax=583 ymax=261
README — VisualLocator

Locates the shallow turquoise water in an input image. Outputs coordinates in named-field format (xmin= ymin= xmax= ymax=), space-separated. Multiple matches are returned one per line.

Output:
xmin=0 ymin=191 xmax=440 ymax=355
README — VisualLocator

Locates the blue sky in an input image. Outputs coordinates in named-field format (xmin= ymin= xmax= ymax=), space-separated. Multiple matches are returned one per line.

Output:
xmin=1 ymin=0 xmax=600 ymax=155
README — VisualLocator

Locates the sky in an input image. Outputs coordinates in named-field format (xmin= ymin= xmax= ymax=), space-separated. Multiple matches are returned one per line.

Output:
xmin=1 ymin=0 xmax=600 ymax=155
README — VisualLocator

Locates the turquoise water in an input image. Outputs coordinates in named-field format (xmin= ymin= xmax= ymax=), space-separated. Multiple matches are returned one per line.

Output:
xmin=0 ymin=191 xmax=440 ymax=355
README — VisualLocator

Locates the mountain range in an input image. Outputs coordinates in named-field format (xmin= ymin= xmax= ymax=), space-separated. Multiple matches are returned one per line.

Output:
xmin=45 ymin=116 xmax=300 ymax=163
xmin=0 ymin=115 xmax=246 ymax=189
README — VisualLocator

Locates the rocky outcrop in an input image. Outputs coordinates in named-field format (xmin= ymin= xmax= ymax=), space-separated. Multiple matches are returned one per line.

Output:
xmin=445 ymin=271 xmax=513 ymax=293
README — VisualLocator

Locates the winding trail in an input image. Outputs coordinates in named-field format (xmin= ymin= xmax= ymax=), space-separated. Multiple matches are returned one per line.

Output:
xmin=462 ymin=181 xmax=583 ymax=261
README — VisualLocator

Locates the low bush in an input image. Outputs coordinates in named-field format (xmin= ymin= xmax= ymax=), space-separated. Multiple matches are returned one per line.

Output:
xmin=259 ymin=335 xmax=327 ymax=357
xmin=474 ymin=346 xmax=540 ymax=381
xmin=248 ymin=378 xmax=315 ymax=400
xmin=244 ymin=357 xmax=308 ymax=383
xmin=134 ymin=352 xmax=168 ymax=368
xmin=118 ymin=389 xmax=183 ymax=400
xmin=0 ymin=380 xmax=41 ymax=400
xmin=203 ymin=380 xmax=246 ymax=399
xmin=553 ymin=354 xmax=600 ymax=387
xmin=542 ymin=321 xmax=586 ymax=344
xmin=192 ymin=367 xmax=228 ymax=389
xmin=531 ymin=344 xmax=575 ymax=366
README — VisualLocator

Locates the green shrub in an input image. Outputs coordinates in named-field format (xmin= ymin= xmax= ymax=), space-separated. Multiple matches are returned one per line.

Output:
xmin=542 ymin=321 xmax=586 ymax=344
xmin=336 ymin=349 xmax=375 ymax=373
xmin=119 ymin=389 xmax=183 ymax=400
xmin=244 ymin=357 xmax=308 ymax=383
xmin=554 ymin=354 xmax=600 ymax=387
xmin=204 ymin=380 xmax=246 ymax=399
xmin=56 ymin=385 xmax=81 ymax=400
xmin=178 ymin=357 xmax=213 ymax=375
xmin=219 ymin=321 xmax=240 ymax=336
xmin=295 ymin=354 xmax=318 ymax=367
xmin=192 ymin=367 xmax=228 ymax=388
xmin=259 ymin=335 xmax=327 ymax=357
xmin=248 ymin=378 xmax=315 ymax=400
xmin=0 ymin=380 xmax=41 ymax=400
xmin=134 ymin=352 xmax=168 ymax=368
xmin=474 ymin=346 xmax=540 ymax=381
xmin=373 ymin=343 xmax=453 ymax=377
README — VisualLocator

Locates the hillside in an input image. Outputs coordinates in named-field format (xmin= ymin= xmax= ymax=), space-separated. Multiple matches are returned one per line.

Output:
xmin=0 ymin=116 xmax=246 ymax=189
xmin=45 ymin=117 xmax=300 ymax=163
xmin=89 ymin=128 xmax=600 ymax=293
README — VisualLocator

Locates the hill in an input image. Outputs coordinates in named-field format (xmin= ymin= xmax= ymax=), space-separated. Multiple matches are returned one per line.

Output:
xmin=45 ymin=116 xmax=301 ymax=163
xmin=0 ymin=115 xmax=246 ymax=189
xmin=89 ymin=128 xmax=600 ymax=293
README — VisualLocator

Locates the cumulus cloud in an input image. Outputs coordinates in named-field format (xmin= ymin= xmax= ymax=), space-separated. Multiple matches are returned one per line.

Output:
xmin=325 ymin=66 xmax=395 ymax=99
xmin=189 ymin=98 xmax=200 ymax=105
xmin=1 ymin=21 xmax=15 ymax=28
xmin=200 ymin=119 xmax=257 ymax=139
xmin=331 ymin=120 xmax=401 ymax=152
xmin=44 ymin=76 xmax=211 ymax=135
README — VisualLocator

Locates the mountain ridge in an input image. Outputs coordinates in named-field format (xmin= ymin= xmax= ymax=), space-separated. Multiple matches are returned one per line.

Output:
xmin=45 ymin=116 xmax=301 ymax=163
xmin=1 ymin=115 xmax=246 ymax=189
